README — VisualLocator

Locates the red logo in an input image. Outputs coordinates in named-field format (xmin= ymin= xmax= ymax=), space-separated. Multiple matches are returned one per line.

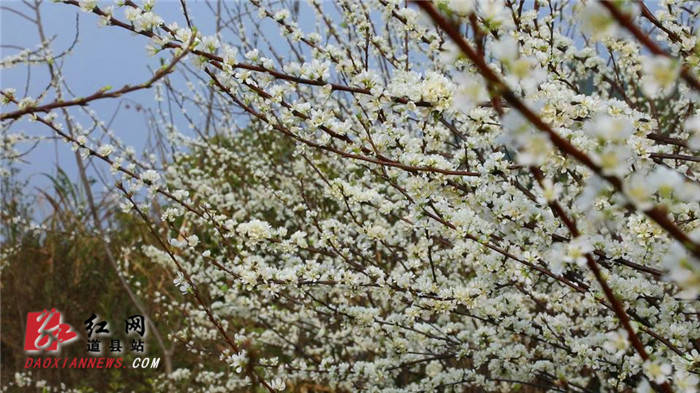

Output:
xmin=24 ymin=309 xmax=79 ymax=353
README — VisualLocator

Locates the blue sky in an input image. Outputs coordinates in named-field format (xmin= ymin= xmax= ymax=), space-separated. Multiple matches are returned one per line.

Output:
xmin=1 ymin=0 xmax=249 ymax=216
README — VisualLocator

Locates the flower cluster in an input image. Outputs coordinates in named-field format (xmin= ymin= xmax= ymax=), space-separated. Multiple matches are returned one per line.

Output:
xmin=3 ymin=0 xmax=700 ymax=392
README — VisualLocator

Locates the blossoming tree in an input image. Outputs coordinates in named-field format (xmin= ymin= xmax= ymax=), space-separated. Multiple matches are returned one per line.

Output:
xmin=2 ymin=0 xmax=699 ymax=392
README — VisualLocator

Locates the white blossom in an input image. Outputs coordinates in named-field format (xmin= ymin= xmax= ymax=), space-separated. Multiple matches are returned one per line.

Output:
xmin=7 ymin=2 xmax=700 ymax=392
xmin=78 ymin=0 xmax=97 ymax=12
xmin=237 ymin=219 xmax=273 ymax=242
xmin=641 ymin=56 xmax=680 ymax=98
xmin=173 ymin=271 xmax=190 ymax=294
xmin=140 ymin=169 xmax=161 ymax=184
xmin=97 ymin=144 xmax=114 ymax=156
xmin=447 ymin=0 xmax=474 ymax=16
xmin=580 ymin=2 xmax=616 ymax=40
xmin=603 ymin=329 xmax=629 ymax=358
xmin=643 ymin=361 xmax=672 ymax=384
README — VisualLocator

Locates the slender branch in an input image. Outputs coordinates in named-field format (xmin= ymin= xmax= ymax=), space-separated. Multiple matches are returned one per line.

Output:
xmin=637 ymin=1 xmax=681 ymax=44
xmin=650 ymin=153 xmax=700 ymax=162
xmin=0 ymin=41 xmax=191 ymax=121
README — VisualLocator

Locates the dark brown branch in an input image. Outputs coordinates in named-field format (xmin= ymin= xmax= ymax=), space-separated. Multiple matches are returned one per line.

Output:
xmin=650 ymin=153 xmax=700 ymax=162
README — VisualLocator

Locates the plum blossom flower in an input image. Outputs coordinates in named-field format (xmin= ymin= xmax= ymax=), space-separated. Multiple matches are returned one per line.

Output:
xmin=674 ymin=370 xmax=698 ymax=393
xmin=564 ymin=236 xmax=593 ymax=266
xmin=685 ymin=115 xmax=700 ymax=151
xmin=133 ymin=11 xmax=163 ymax=32
xmin=201 ymin=36 xmax=219 ymax=52
xmin=17 ymin=97 xmax=37 ymax=110
xmin=447 ymin=0 xmax=474 ymax=16
xmin=501 ymin=110 xmax=552 ymax=165
xmin=583 ymin=114 xmax=635 ymax=142
xmin=273 ymin=9 xmax=290 ymax=21
xmin=186 ymin=234 xmax=199 ymax=247
xmin=98 ymin=6 xmax=114 ymax=26
xmin=425 ymin=360 xmax=443 ymax=377
xmin=78 ymin=0 xmax=97 ymax=12
xmin=452 ymin=73 xmax=489 ymax=110
xmin=640 ymin=56 xmax=680 ymax=98
xmin=603 ymin=329 xmax=629 ymax=358
xmin=169 ymin=238 xmax=186 ymax=249
xmin=580 ymin=2 xmax=616 ymax=40
xmin=1 ymin=88 xmax=15 ymax=104
xmin=226 ymin=351 xmax=247 ymax=373
xmin=502 ymin=109 xmax=531 ymax=136
xmin=237 ymin=219 xmax=273 ymax=242
xmin=546 ymin=244 xmax=567 ymax=275
xmin=222 ymin=45 xmax=238 ymax=67
xmin=643 ymin=361 xmax=672 ymax=384
xmin=624 ymin=174 xmax=654 ymax=211
xmin=269 ymin=377 xmax=286 ymax=391
xmin=124 ymin=6 xmax=141 ymax=22
xmin=421 ymin=71 xmax=454 ymax=110
xmin=97 ymin=144 xmax=114 ymax=157
xmin=662 ymin=242 xmax=700 ymax=299
xmin=492 ymin=36 xmax=518 ymax=64
xmin=595 ymin=145 xmax=632 ymax=177
xmin=175 ymin=27 xmax=194 ymax=44
xmin=173 ymin=271 xmax=190 ymax=294
xmin=536 ymin=178 xmax=562 ymax=204
xmin=648 ymin=167 xmax=683 ymax=199
xmin=140 ymin=169 xmax=161 ymax=185
xmin=478 ymin=0 xmax=513 ymax=30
